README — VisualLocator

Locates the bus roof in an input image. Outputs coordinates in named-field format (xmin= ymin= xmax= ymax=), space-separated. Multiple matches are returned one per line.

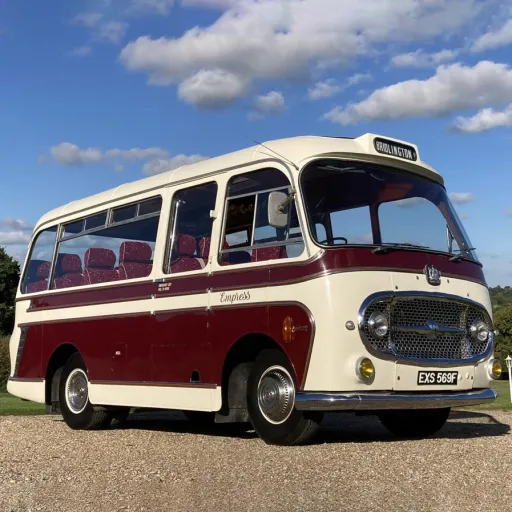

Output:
xmin=35 ymin=134 xmax=441 ymax=230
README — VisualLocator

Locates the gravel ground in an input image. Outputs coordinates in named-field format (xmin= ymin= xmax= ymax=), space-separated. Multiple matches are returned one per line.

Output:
xmin=0 ymin=409 xmax=511 ymax=512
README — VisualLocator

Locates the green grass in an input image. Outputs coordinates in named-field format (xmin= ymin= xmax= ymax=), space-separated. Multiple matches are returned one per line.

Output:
xmin=466 ymin=380 xmax=512 ymax=410
xmin=0 ymin=382 xmax=510 ymax=417
xmin=0 ymin=392 xmax=46 ymax=416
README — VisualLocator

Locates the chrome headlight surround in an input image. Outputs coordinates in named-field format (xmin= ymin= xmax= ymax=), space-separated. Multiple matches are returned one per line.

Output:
xmin=470 ymin=320 xmax=490 ymax=343
xmin=367 ymin=311 xmax=389 ymax=339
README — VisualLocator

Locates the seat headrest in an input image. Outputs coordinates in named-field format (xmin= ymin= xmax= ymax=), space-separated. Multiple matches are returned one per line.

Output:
xmin=36 ymin=261 xmax=51 ymax=278
xmin=120 ymin=242 xmax=152 ymax=264
xmin=85 ymin=248 xmax=116 ymax=269
xmin=174 ymin=234 xmax=196 ymax=257
xmin=60 ymin=254 xmax=83 ymax=274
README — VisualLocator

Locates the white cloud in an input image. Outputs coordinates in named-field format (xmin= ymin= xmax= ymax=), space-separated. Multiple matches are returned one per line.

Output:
xmin=249 ymin=91 xmax=285 ymax=119
xmin=308 ymin=73 xmax=372 ymax=100
xmin=325 ymin=61 xmax=512 ymax=125
xmin=390 ymin=49 xmax=458 ymax=68
xmin=472 ymin=19 xmax=512 ymax=52
xmin=95 ymin=21 xmax=129 ymax=44
xmin=69 ymin=45 xmax=93 ymax=58
xmin=143 ymin=154 xmax=209 ymax=175
xmin=48 ymin=143 xmax=171 ymax=168
xmin=120 ymin=0 xmax=480 ymax=107
xmin=73 ymin=12 xmax=103 ymax=27
xmin=449 ymin=192 xmax=474 ymax=205
xmin=393 ymin=197 xmax=430 ymax=208
xmin=105 ymin=147 xmax=169 ymax=159
xmin=309 ymin=79 xmax=342 ymax=100
xmin=0 ymin=218 xmax=32 ymax=231
xmin=51 ymin=143 xmax=103 ymax=166
xmin=178 ymin=69 xmax=248 ymax=109
xmin=130 ymin=0 xmax=175 ymax=16
xmin=452 ymin=104 xmax=512 ymax=133
xmin=0 ymin=232 xmax=31 ymax=246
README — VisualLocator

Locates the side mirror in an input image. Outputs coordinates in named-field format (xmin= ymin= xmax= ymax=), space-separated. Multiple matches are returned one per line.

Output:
xmin=268 ymin=191 xmax=289 ymax=228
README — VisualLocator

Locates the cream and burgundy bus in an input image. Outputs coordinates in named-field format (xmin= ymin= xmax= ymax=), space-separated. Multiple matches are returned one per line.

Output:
xmin=8 ymin=134 xmax=501 ymax=445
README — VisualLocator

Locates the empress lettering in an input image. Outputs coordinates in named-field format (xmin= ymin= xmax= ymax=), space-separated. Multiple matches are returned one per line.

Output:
xmin=219 ymin=291 xmax=251 ymax=304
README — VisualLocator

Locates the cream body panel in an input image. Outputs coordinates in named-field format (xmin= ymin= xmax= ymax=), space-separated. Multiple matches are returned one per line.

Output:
xmin=88 ymin=384 xmax=222 ymax=412
xmin=7 ymin=379 xmax=45 ymax=404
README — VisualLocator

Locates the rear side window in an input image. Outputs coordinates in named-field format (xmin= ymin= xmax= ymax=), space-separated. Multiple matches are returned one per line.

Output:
xmin=21 ymin=226 xmax=58 ymax=294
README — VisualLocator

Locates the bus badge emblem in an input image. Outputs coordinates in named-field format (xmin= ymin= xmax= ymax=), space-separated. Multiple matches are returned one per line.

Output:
xmin=424 ymin=265 xmax=441 ymax=286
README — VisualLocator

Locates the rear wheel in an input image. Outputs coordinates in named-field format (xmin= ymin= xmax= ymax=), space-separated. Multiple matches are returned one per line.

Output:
xmin=59 ymin=353 xmax=110 ymax=430
xmin=247 ymin=349 xmax=323 ymax=445
xmin=378 ymin=408 xmax=450 ymax=438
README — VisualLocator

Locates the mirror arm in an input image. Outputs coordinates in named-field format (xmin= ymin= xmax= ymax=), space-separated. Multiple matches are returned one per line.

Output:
xmin=278 ymin=191 xmax=296 ymax=213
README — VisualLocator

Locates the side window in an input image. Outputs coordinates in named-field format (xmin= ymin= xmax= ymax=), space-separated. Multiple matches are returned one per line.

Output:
xmin=51 ymin=197 xmax=162 ymax=289
xmin=220 ymin=169 xmax=304 ymax=266
xmin=21 ymin=226 xmax=58 ymax=294
xmin=165 ymin=182 xmax=218 ymax=274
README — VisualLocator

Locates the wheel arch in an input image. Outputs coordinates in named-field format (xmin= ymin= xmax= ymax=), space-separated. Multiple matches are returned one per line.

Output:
xmin=44 ymin=343 xmax=80 ymax=406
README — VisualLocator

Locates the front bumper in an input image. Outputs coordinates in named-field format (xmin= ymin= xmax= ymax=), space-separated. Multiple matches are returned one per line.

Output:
xmin=295 ymin=388 xmax=497 ymax=411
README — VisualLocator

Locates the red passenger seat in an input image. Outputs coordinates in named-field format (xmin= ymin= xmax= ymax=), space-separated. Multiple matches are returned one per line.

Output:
xmin=251 ymin=246 xmax=287 ymax=263
xmin=170 ymin=234 xmax=204 ymax=273
xmin=199 ymin=237 xmax=231 ymax=265
xmin=25 ymin=261 xmax=51 ymax=293
xmin=84 ymin=248 xmax=119 ymax=284
xmin=53 ymin=254 xmax=85 ymax=289
xmin=119 ymin=241 xmax=153 ymax=280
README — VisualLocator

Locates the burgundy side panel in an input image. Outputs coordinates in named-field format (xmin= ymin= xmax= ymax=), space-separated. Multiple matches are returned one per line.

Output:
xmin=16 ymin=325 xmax=43 ymax=379
xmin=38 ymin=315 xmax=153 ymax=382
xmin=268 ymin=304 xmax=314 ymax=389
xmin=207 ymin=305 xmax=269 ymax=384
xmin=151 ymin=309 xmax=209 ymax=383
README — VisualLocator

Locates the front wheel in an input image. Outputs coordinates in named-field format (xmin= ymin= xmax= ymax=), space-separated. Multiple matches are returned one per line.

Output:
xmin=378 ymin=408 xmax=450 ymax=438
xmin=59 ymin=353 xmax=111 ymax=430
xmin=247 ymin=349 xmax=323 ymax=445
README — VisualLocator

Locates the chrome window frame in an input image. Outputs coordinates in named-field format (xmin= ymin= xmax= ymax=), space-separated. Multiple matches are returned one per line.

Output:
xmin=357 ymin=291 xmax=494 ymax=367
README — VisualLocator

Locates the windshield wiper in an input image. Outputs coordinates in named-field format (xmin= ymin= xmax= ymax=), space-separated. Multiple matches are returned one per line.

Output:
xmin=448 ymin=249 xmax=476 ymax=262
xmin=372 ymin=243 xmax=430 ymax=255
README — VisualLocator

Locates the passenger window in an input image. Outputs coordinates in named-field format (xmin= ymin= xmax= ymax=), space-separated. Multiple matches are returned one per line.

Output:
xmin=51 ymin=197 xmax=162 ymax=289
xmin=21 ymin=226 xmax=58 ymax=294
xmin=220 ymin=169 xmax=304 ymax=266
xmin=165 ymin=182 xmax=218 ymax=274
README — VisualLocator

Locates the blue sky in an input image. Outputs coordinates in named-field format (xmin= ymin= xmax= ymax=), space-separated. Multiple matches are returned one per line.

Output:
xmin=1 ymin=0 xmax=512 ymax=285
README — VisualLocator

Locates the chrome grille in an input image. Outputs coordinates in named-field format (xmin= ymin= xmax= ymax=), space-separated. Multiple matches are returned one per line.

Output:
xmin=360 ymin=293 xmax=492 ymax=362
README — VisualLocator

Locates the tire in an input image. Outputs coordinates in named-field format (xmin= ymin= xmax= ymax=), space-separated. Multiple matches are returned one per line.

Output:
xmin=378 ymin=408 xmax=450 ymax=438
xmin=247 ymin=349 xmax=323 ymax=446
xmin=59 ymin=353 xmax=110 ymax=430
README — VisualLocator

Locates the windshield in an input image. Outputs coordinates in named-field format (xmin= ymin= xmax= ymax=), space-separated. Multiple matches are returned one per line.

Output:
xmin=301 ymin=159 xmax=478 ymax=262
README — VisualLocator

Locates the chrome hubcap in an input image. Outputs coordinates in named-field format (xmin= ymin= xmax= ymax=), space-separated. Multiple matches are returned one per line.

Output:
xmin=65 ymin=369 xmax=88 ymax=414
xmin=257 ymin=366 xmax=295 ymax=425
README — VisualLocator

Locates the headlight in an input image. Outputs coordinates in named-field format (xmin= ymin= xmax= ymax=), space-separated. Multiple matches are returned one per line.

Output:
xmin=470 ymin=320 xmax=490 ymax=343
xmin=488 ymin=359 xmax=502 ymax=380
xmin=368 ymin=312 xmax=389 ymax=339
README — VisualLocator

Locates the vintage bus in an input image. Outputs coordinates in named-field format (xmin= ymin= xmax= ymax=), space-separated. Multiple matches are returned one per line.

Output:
xmin=8 ymin=134 xmax=501 ymax=445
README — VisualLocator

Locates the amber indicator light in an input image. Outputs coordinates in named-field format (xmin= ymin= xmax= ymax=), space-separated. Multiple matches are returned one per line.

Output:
xmin=283 ymin=316 xmax=294 ymax=344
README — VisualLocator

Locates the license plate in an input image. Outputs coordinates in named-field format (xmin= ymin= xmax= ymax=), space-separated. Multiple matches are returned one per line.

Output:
xmin=417 ymin=371 xmax=458 ymax=386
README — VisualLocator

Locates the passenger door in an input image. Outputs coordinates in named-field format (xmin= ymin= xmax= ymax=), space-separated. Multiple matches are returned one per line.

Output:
xmin=151 ymin=182 xmax=219 ymax=385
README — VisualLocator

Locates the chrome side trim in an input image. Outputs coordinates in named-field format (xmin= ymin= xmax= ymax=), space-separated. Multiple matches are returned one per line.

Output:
xmin=295 ymin=388 xmax=497 ymax=411
xmin=357 ymin=291 xmax=494 ymax=367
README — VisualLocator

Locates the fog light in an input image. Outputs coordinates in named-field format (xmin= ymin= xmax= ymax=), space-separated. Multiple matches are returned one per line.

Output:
xmin=357 ymin=358 xmax=375 ymax=382
xmin=488 ymin=359 xmax=502 ymax=380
